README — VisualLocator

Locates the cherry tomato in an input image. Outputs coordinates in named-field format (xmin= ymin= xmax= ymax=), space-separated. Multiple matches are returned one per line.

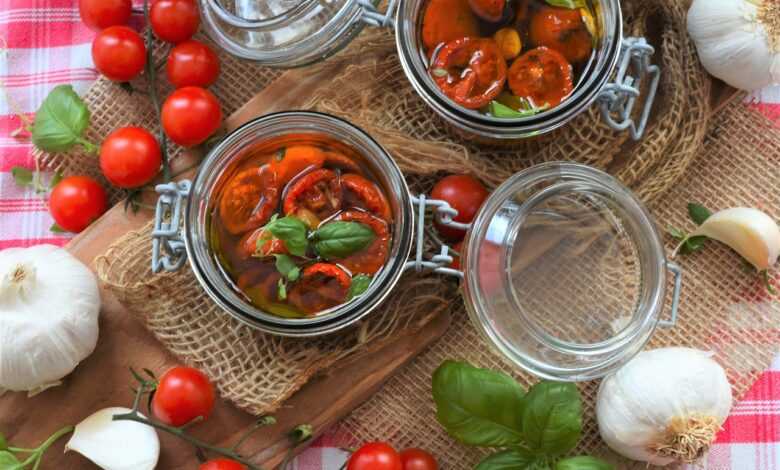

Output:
xmin=166 ymin=40 xmax=221 ymax=88
xmin=283 ymin=169 xmax=342 ymax=227
xmin=507 ymin=47 xmax=573 ymax=108
xmin=450 ymin=241 xmax=464 ymax=270
xmin=92 ymin=26 xmax=146 ymax=82
xmin=430 ymin=38 xmax=507 ymax=109
xmin=219 ymin=165 xmax=279 ymax=235
xmin=332 ymin=210 xmax=390 ymax=275
xmin=468 ymin=0 xmax=506 ymax=22
xmin=161 ymin=86 xmax=222 ymax=147
xmin=49 ymin=176 xmax=107 ymax=233
xmin=269 ymin=145 xmax=325 ymax=185
xmin=431 ymin=174 xmax=489 ymax=241
xmin=150 ymin=0 xmax=200 ymax=44
xmin=347 ymin=442 xmax=402 ymax=470
xmin=151 ymin=366 xmax=215 ymax=427
xmin=529 ymin=6 xmax=593 ymax=63
xmin=79 ymin=0 xmax=132 ymax=30
xmin=341 ymin=173 xmax=391 ymax=221
xmin=237 ymin=227 xmax=288 ymax=259
xmin=100 ymin=126 xmax=161 ymax=188
xmin=200 ymin=458 xmax=246 ymax=470
xmin=288 ymin=263 xmax=351 ymax=314
xmin=421 ymin=0 xmax=479 ymax=51
xmin=400 ymin=449 xmax=438 ymax=470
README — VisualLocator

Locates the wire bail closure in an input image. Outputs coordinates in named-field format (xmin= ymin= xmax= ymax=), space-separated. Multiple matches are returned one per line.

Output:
xmin=151 ymin=180 xmax=191 ymax=273
xmin=597 ymin=37 xmax=661 ymax=141
xmin=404 ymin=194 xmax=466 ymax=279
xmin=358 ymin=0 xmax=398 ymax=27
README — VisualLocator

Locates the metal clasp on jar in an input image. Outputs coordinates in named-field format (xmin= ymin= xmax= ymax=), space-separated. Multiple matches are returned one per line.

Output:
xmin=357 ymin=0 xmax=399 ymax=27
xmin=597 ymin=37 xmax=661 ymax=141
xmin=403 ymin=194 xmax=467 ymax=279
xmin=151 ymin=181 xmax=191 ymax=273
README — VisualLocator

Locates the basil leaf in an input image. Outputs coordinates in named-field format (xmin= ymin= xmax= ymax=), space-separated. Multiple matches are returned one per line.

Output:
xmin=348 ymin=274 xmax=372 ymax=300
xmin=0 ymin=433 xmax=7 ymax=450
xmin=555 ymin=456 xmax=614 ymax=470
xmin=680 ymin=235 xmax=708 ymax=255
xmin=277 ymin=278 xmax=287 ymax=301
xmin=274 ymin=254 xmax=300 ymax=281
xmin=687 ymin=203 xmax=712 ymax=225
xmin=432 ymin=360 xmax=525 ymax=447
xmin=11 ymin=167 xmax=33 ymax=187
xmin=475 ymin=448 xmax=539 ymax=470
xmin=314 ymin=221 xmax=375 ymax=260
xmin=32 ymin=85 xmax=91 ymax=153
xmin=0 ymin=450 xmax=21 ymax=469
xmin=265 ymin=216 xmax=308 ymax=257
xmin=521 ymin=381 xmax=582 ymax=456
xmin=489 ymin=101 xmax=539 ymax=119
xmin=50 ymin=223 xmax=66 ymax=233
xmin=545 ymin=0 xmax=584 ymax=8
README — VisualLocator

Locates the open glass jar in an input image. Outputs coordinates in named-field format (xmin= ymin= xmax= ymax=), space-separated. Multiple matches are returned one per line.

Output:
xmin=152 ymin=111 xmax=682 ymax=381
xmin=199 ymin=0 xmax=659 ymax=140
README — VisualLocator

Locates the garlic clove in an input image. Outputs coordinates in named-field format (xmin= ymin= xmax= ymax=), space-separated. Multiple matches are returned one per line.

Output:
xmin=65 ymin=407 xmax=160 ymax=470
xmin=691 ymin=207 xmax=780 ymax=271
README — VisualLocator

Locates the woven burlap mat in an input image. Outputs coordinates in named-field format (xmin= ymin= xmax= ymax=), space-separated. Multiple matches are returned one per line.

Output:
xmin=39 ymin=0 xmax=780 ymax=467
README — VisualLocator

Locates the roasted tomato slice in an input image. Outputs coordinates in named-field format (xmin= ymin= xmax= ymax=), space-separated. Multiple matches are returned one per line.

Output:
xmin=507 ymin=47 xmax=573 ymax=108
xmin=269 ymin=145 xmax=325 ymax=185
xmin=468 ymin=0 xmax=505 ymax=22
xmin=237 ymin=265 xmax=283 ymax=303
xmin=422 ymin=0 xmax=479 ymax=51
xmin=283 ymin=168 xmax=343 ymax=227
xmin=288 ymin=263 xmax=351 ymax=314
xmin=333 ymin=210 xmax=390 ymax=275
xmin=219 ymin=165 xmax=279 ymax=235
xmin=341 ymin=174 xmax=392 ymax=221
xmin=237 ymin=227 xmax=288 ymax=260
xmin=431 ymin=37 xmax=507 ymax=109
xmin=323 ymin=150 xmax=362 ymax=174
xmin=529 ymin=6 xmax=593 ymax=63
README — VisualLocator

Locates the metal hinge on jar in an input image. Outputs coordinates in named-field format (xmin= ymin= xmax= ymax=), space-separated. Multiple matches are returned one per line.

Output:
xmin=358 ymin=0 xmax=399 ymax=27
xmin=151 ymin=181 xmax=191 ymax=273
xmin=597 ymin=37 xmax=661 ymax=141
xmin=404 ymin=194 xmax=466 ymax=279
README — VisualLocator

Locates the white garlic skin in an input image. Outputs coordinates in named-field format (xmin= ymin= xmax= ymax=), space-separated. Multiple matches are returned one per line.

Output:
xmin=0 ymin=245 xmax=100 ymax=393
xmin=597 ymin=348 xmax=732 ymax=466
xmin=688 ymin=0 xmax=780 ymax=91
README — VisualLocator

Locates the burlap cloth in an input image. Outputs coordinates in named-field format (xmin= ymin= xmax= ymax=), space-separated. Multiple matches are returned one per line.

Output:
xmin=38 ymin=0 xmax=780 ymax=467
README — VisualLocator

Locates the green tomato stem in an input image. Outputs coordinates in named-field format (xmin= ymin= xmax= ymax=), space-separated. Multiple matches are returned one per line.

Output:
xmin=75 ymin=137 xmax=99 ymax=155
xmin=143 ymin=0 xmax=171 ymax=182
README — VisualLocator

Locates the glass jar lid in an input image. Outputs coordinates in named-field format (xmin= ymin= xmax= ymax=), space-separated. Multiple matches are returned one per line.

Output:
xmin=462 ymin=162 xmax=669 ymax=381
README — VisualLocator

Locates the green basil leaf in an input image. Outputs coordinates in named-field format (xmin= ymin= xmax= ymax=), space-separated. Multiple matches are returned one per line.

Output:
xmin=432 ymin=360 xmax=525 ymax=447
xmin=50 ymin=223 xmax=66 ymax=233
xmin=314 ymin=221 xmax=375 ymax=260
xmin=10 ymin=167 xmax=33 ymax=187
xmin=520 ymin=381 xmax=582 ymax=456
xmin=545 ymin=0 xmax=584 ymax=8
xmin=0 ymin=433 xmax=7 ymax=450
xmin=0 ymin=450 xmax=21 ymax=470
xmin=680 ymin=235 xmax=708 ymax=255
xmin=687 ymin=202 xmax=712 ymax=225
xmin=475 ymin=448 xmax=539 ymax=470
xmin=277 ymin=278 xmax=287 ymax=301
xmin=265 ymin=216 xmax=308 ymax=257
xmin=274 ymin=254 xmax=301 ymax=281
xmin=555 ymin=456 xmax=614 ymax=470
xmin=348 ymin=274 xmax=372 ymax=300
xmin=666 ymin=226 xmax=686 ymax=241
xmin=32 ymin=85 xmax=91 ymax=152
xmin=489 ymin=101 xmax=542 ymax=119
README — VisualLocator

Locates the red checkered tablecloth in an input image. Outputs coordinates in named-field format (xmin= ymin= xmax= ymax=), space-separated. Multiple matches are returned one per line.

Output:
xmin=1 ymin=1 xmax=779 ymax=469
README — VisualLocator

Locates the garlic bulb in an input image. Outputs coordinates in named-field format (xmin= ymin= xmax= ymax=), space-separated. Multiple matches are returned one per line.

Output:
xmin=0 ymin=245 xmax=100 ymax=395
xmin=597 ymin=348 xmax=732 ymax=466
xmin=692 ymin=207 xmax=780 ymax=271
xmin=688 ymin=0 xmax=780 ymax=91
xmin=66 ymin=407 xmax=160 ymax=470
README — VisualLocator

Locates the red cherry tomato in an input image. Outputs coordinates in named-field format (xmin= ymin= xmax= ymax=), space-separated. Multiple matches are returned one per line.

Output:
xmin=332 ymin=210 xmax=390 ymax=275
xmin=282 ymin=168 xmax=342 ymax=227
xmin=430 ymin=37 xmax=507 ymax=109
xmin=151 ymin=366 xmax=215 ymax=427
xmin=199 ymin=458 xmax=246 ymax=470
xmin=341 ymin=173 xmax=392 ymax=221
xmin=288 ymin=263 xmax=351 ymax=315
xmin=347 ymin=442 xmax=402 ymax=470
xmin=161 ymin=86 xmax=222 ymax=147
xmin=400 ymin=449 xmax=439 ymax=470
xmin=421 ymin=0 xmax=478 ymax=51
xmin=79 ymin=0 xmax=132 ymax=30
xmin=508 ymin=47 xmax=574 ymax=108
xmin=92 ymin=26 xmax=146 ymax=82
xmin=468 ymin=0 xmax=506 ymax=22
xmin=529 ymin=6 xmax=593 ymax=63
xmin=431 ymin=174 xmax=489 ymax=240
xmin=219 ymin=165 xmax=279 ymax=235
xmin=150 ymin=0 xmax=200 ymax=44
xmin=166 ymin=40 xmax=221 ymax=88
xmin=268 ymin=145 xmax=325 ymax=185
xmin=49 ymin=176 xmax=107 ymax=233
xmin=100 ymin=126 xmax=161 ymax=188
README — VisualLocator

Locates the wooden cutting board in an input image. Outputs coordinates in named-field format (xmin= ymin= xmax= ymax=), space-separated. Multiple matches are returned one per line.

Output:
xmin=0 ymin=62 xmax=452 ymax=470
